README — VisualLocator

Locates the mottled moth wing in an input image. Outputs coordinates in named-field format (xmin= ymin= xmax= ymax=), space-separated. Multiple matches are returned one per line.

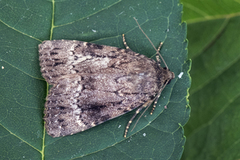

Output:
xmin=39 ymin=40 xmax=170 ymax=137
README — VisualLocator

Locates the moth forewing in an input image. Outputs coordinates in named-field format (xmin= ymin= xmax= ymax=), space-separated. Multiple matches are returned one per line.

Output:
xmin=39 ymin=19 xmax=174 ymax=138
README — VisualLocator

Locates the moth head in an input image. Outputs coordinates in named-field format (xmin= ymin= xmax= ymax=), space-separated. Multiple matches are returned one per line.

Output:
xmin=163 ymin=67 xmax=175 ymax=84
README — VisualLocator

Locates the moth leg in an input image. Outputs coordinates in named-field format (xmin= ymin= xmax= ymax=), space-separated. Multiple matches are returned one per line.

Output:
xmin=124 ymin=100 xmax=153 ymax=138
xmin=150 ymin=92 xmax=161 ymax=115
xmin=155 ymin=42 xmax=163 ymax=67
xmin=149 ymin=42 xmax=165 ymax=115
xmin=150 ymin=79 xmax=169 ymax=115
xmin=122 ymin=34 xmax=132 ymax=51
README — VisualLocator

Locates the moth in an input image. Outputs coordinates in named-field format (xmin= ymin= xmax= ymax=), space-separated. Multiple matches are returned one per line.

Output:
xmin=39 ymin=18 xmax=175 ymax=138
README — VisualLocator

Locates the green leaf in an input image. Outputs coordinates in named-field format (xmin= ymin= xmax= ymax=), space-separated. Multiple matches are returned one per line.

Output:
xmin=181 ymin=0 xmax=240 ymax=23
xmin=0 ymin=0 xmax=190 ymax=159
xmin=181 ymin=0 xmax=240 ymax=160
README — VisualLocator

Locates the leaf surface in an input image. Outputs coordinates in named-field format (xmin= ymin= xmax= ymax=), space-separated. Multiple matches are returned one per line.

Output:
xmin=181 ymin=0 xmax=240 ymax=159
xmin=0 ymin=0 xmax=190 ymax=159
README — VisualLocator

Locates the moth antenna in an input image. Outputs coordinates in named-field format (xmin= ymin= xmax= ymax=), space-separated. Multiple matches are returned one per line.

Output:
xmin=133 ymin=17 xmax=169 ymax=69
